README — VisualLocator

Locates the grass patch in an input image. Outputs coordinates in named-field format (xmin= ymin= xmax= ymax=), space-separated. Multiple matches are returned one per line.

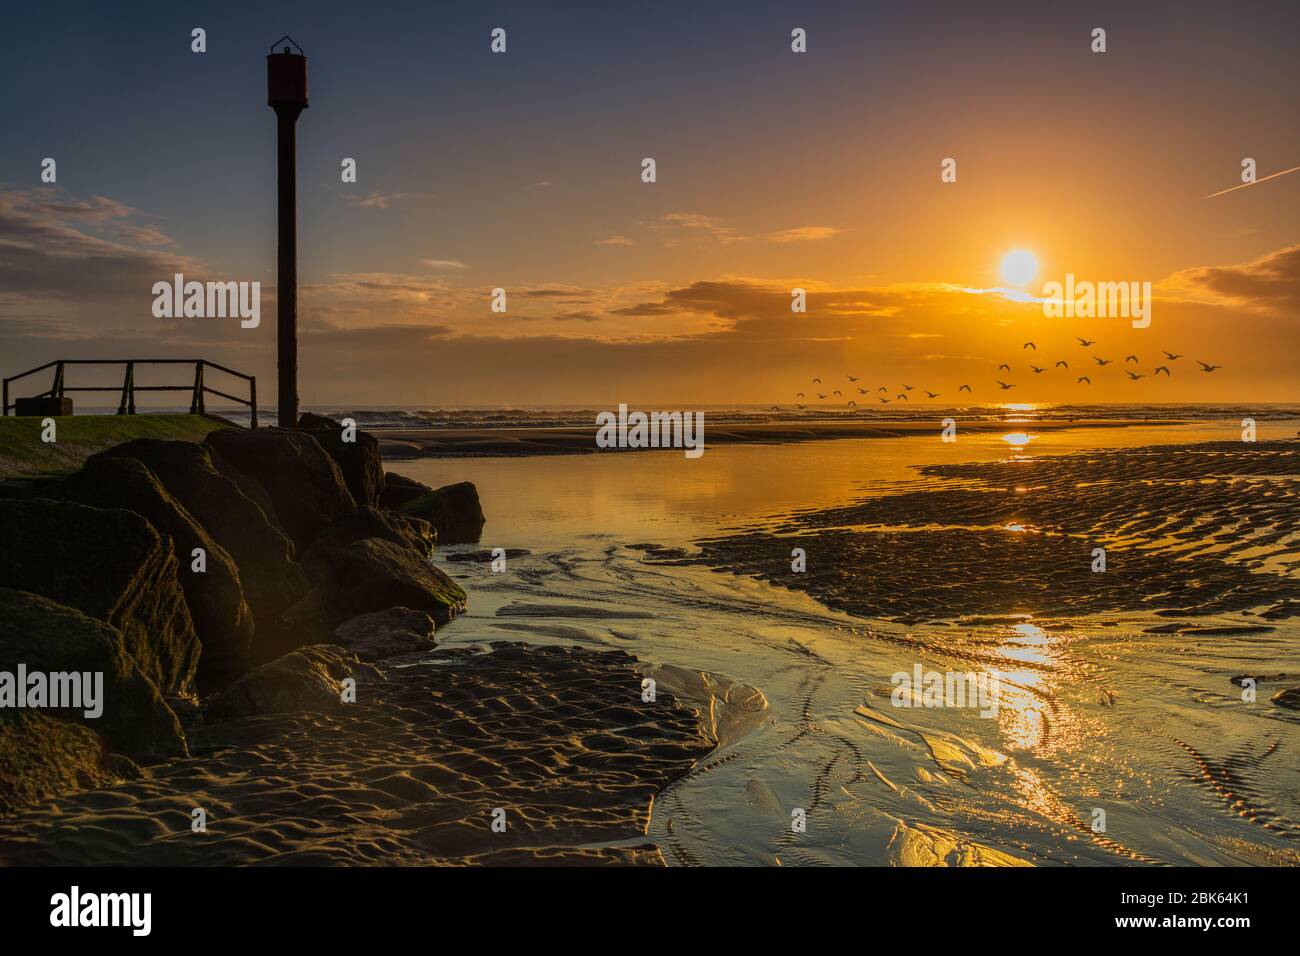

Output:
xmin=0 ymin=414 xmax=235 ymax=479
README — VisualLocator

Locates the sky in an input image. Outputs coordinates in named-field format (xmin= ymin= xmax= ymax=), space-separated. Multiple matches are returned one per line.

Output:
xmin=1 ymin=0 xmax=1298 ymax=408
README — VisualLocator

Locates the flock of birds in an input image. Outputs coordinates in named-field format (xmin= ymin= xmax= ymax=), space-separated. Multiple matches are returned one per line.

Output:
xmin=779 ymin=338 xmax=1222 ymax=409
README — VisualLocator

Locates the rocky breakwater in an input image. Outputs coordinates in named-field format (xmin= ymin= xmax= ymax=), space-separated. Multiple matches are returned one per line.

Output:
xmin=0 ymin=415 xmax=470 ymax=816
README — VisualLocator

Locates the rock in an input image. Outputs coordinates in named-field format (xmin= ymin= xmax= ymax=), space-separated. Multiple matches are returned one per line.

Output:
xmin=0 ymin=712 xmax=132 ymax=816
xmin=49 ymin=456 xmax=253 ymax=689
xmin=333 ymin=607 xmax=437 ymax=661
xmin=1271 ymin=686 xmax=1300 ymax=710
xmin=396 ymin=480 xmax=486 ymax=545
xmin=0 ymin=499 xmax=199 ymax=697
xmin=206 ymin=645 xmax=380 ymax=719
xmin=96 ymin=439 xmax=311 ymax=640
xmin=298 ymin=413 xmax=385 ymax=508
xmin=204 ymin=428 xmax=356 ymax=552
xmin=312 ymin=506 xmax=436 ymax=559
xmin=302 ymin=537 xmax=468 ymax=626
xmin=379 ymin=472 xmax=431 ymax=510
xmin=0 ymin=589 xmax=187 ymax=761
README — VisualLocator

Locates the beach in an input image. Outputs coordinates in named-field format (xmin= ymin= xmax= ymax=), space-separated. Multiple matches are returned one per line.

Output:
xmin=2 ymin=410 xmax=1298 ymax=866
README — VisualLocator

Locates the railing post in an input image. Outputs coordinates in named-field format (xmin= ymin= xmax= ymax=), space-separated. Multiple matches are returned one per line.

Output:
xmin=190 ymin=361 xmax=206 ymax=414
xmin=52 ymin=362 xmax=65 ymax=402
xmin=2 ymin=378 xmax=7 ymax=417
xmin=249 ymin=376 xmax=258 ymax=429
xmin=117 ymin=361 xmax=136 ymax=415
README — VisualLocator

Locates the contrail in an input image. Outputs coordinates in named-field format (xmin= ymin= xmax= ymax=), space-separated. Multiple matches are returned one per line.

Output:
xmin=1205 ymin=164 xmax=1300 ymax=198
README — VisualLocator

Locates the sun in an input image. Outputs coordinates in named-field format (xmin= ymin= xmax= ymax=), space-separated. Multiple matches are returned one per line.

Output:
xmin=1000 ymin=249 xmax=1039 ymax=286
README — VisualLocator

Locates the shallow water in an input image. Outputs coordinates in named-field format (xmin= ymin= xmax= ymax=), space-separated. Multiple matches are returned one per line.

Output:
xmin=397 ymin=418 xmax=1300 ymax=866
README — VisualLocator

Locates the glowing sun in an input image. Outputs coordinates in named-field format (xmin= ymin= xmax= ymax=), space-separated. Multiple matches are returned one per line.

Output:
xmin=1000 ymin=249 xmax=1039 ymax=286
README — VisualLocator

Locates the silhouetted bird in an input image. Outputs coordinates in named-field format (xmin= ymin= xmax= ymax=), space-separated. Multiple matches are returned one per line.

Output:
xmin=1094 ymin=357 xmax=1112 ymax=366
xmin=1163 ymin=351 xmax=1182 ymax=361
xmin=847 ymin=400 xmax=857 ymax=406
xmin=1197 ymin=361 xmax=1221 ymax=372
xmin=812 ymin=377 xmax=821 ymax=383
xmin=1055 ymin=360 xmax=1068 ymax=368
xmin=857 ymin=387 xmax=868 ymax=394
xmin=1125 ymin=355 xmax=1139 ymax=363
xmin=817 ymin=393 xmax=827 ymax=399
xmin=996 ymin=380 xmax=1015 ymax=390
xmin=847 ymin=375 xmax=859 ymax=382
xmin=958 ymin=384 xmax=971 ymax=392
xmin=1126 ymin=371 xmax=1145 ymax=380
xmin=878 ymin=386 xmax=888 ymax=392
xmin=903 ymin=384 xmax=915 ymax=391
xmin=925 ymin=391 xmax=940 ymax=398
xmin=1076 ymin=337 xmax=1096 ymax=346
xmin=1023 ymin=341 xmax=1037 ymax=350
xmin=796 ymin=392 xmax=805 ymax=398
xmin=1154 ymin=366 xmax=1171 ymax=376
xmin=1030 ymin=365 xmax=1045 ymax=373
xmin=897 ymin=394 xmax=908 ymax=401
xmin=878 ymin=396 xmax=890 ymax=403
xmin=998 ymin=363 xmax=1011 ymax=371
xmin=1077 ymin=376 xmax=1091 ymax=384
xmin=833 ymin=389 xmax=842 ymax=396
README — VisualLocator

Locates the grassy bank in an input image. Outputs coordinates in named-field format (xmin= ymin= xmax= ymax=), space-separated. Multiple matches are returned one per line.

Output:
xmin=0 ymin=414 xmax=233 ymax=479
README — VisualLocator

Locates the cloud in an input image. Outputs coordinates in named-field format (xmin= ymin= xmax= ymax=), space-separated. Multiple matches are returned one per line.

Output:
xmin=420 ymin=258 xmax=467 ymax=270
xmin=765 ymin=226 xmax=844 ymax=243
xmin=1164 ymin=243 xmax=1300 ymax=314
xmin=341 ymin=191 xmax=426 ymax=209
xmin=596 ymin=235 xmax=634 ymax=246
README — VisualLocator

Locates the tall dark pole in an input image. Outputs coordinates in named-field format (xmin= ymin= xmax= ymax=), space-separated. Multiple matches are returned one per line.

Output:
xmin=267 ymin=41 xmax=308 ymax=428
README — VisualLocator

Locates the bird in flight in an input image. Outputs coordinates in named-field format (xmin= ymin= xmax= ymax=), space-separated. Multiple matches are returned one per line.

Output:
xmin=1163 ymin=351 xmax=1182 ymax=361
xmin=817 ymin=393 xmax=827 ymax=399
xmin=796 ymin=392 xmax=805 ymax=398
xmin=958 ymin=384 xmax=971 ymax=393
xmin=857 ymin=387 xmax=868 ymax=395
xmin=847 ymin=400 xmax=857 ymax=406
xmin=1055 ymin=360 xmax=1069 ymax=369
xmin=925 ymin=391 xmax=941 ymax=398
xmin=1094 ymin=357 xmax=1112 ymax=366
xmin=1197 ymin=361 xmax=1222 ymax=372
xmin=1023 ymin=341 xmax=1037 ymax=350
xmin=996 ymin=380 xmax=1015 ymax=390
xmin=1154 ymin=366 xmax=1171 ymax=376
xmin=1126 ymin=371 xmax=1145 ymax=380
xmin=832 ymin=389 xmax=842 ymax=396
xmin=812 ymin=377 xmax=821 ymax=383
xmin=878 ymin=396 xmax=890 ymax=404
xmin=897 ymin=393 xmax=909 ymax=401
xmin=878 ymin=386 xmax=888 ymax=392
xmin=1076 ymin=337 xmax=1096 ymax=347
xmin=795 ymin=403 xmax=806 ymax=409
xmin=1125 ymin=355 xmax=1139 ymax=364
xmin=1077 ymin=375 xmax=1091 ymax=384
xmin=847 ymin=375 xmax=859 ymax=382
xmin=1030 ymin=365 xmax=1045 ymax=374
xmin=903 ymin=384 xmax=915 ymax=391
xmin=998 ymin=363 xmax=1011 ymax=372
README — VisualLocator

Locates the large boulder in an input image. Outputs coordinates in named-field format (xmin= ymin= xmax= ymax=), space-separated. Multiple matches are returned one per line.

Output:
xmin=97 ymin=439 xmax=310 ymax=636
xmin=206 ymin=644 xmax=380 ymax=719
xmin=333 ymin=607 xmax=437 ymax=661
xmin=396 ymin=480 xmax=486 ymax=545
xmin=0 ymin=499 xmax=199 ymax=697
xmin=204 ymin=428 xmax=356 ymax=552
xmin=49 ymin=457 xmax=252 ymax=689
xmin=298 ymin=413 xmax=385 ymax=508
xmin=0 ymin=712 xmax=136 ymax=817
xmin=379 ymin=471 xmax=430 ymax=510
xmin=302 ymin=536 xmax=468 ymax=627
xmin=0 ymin=589 xmax=187 ymax=761
xmin=313 ymin=506 xmax=436 ymax=559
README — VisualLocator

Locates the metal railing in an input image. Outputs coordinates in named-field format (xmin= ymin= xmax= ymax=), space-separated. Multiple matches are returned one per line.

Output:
xmin=3 ymin=359 xmax=258 ymax=428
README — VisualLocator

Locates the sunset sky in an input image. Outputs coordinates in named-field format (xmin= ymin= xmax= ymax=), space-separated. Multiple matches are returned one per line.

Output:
xmin=1 ymin=0 xmax=1297 ymax=407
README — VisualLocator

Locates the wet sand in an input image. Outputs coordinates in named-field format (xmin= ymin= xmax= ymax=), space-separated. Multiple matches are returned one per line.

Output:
xmin=0 ymin=643 xmax=764 ymax=865
xmin=375 ymin=417 xmax=1172 ymax=459
xmin=667 ymin=439 xmax=1300 ymax=624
